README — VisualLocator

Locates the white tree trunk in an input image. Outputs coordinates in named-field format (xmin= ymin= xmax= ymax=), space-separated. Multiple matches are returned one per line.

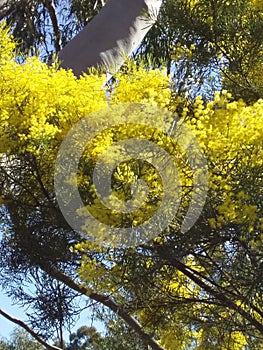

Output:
xmin=58 ymin=0 xmax=162 ymax=76
xmin=0 ymin=0 xmax=162 ymax=76
xmin=0 ymin=0 xmax=8 ymax=19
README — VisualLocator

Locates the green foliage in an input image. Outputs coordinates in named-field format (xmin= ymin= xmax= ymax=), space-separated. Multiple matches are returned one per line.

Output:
xmin=65 ymin=323 xmax=146 ymax=350
xmin=3 ymin=0 xmax=263 ymax=103
xmin=2 ymin=0 xmax=263 ymax=103
xmin=141 ymin=0 xmax=263 ymax=102
xmin=0 ymin=329 xmax=44 ymax=350
xmin=0 ymin=7 xmax=263 ymax=349
xmin=0 ymin=21 xmax=107 ymax=339
xmin=0 ymin=0 xmax=103 ymax=58
xmin=66 ymin=326 xmax=102 ymax=350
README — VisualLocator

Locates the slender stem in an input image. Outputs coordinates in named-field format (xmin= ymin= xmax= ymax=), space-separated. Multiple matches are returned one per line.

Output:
xmin=156 ymin=245 xmax=263 ymax=335
xmin=40 ymin=263 xmax=165 ymax=350
xmin=42 ymin=0 xmax=61 ymax=53
xmin=0 ymin=308 xmax=62 ymax=350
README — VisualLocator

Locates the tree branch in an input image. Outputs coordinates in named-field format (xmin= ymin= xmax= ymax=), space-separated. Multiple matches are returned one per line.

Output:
xmin=42 ymin=0 xmax=61 ymax=53
xmin=0 ymin=308 xmax=62 ymax=350
xmin=156 ymin=245 xmax=263 ymax=335
xmin=58 ymin=0 xmax=162 ymax=76
xmin=0 ymin=0 xmax=10 ymax=20
xmin=40 ymin=263 xmax=165 ymax=350
xmin=2 ymin=200 xmax=164 ymax=349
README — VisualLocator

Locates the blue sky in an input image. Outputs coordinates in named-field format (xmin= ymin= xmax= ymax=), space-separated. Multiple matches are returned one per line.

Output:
xmin=0 ymin=290 xmax=26 ymax=338
xmin=0 ymin=231 xmax=104 ymax=342
xmin=0 ymin=288 xmax=104 ymax=342
xmin=0 ymin=1 xmax=113 ymax=344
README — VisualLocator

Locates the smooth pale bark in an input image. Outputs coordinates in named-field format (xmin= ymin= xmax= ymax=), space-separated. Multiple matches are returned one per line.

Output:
xmin=0 ymin=0 xmax=10 ymax=19
xmin=58 ymin=0 xmax=162 ymax=76
xmin=0 ymin=0 xmax=163 ymax=75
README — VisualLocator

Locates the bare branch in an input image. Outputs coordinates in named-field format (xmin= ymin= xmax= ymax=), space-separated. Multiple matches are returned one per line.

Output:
xmin=0 ymin=308 xmax=62 ymax=350
xmin=42 ymin=0 xmax=61 ymax=53
xmin=156 ymin=245 xmax=263 ymax=335
xmin=40 ymin=263 xmax=165 ymax=350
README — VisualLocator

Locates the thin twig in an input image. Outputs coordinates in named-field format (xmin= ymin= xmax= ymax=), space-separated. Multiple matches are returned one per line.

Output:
xmin=0 ymin=308 xmax=62 ymax=350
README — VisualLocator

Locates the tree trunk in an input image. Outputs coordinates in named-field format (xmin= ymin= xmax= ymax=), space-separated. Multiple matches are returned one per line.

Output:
xmin=58 ymin=0 xmax=162 ymax=76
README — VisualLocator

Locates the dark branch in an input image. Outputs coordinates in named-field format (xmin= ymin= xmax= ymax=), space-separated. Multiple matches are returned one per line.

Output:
xmin=156 ymin=245 xmax=263 ymax=335
xmin=40 ymin=263 xmax=165 ymax=350
xmin=0 ymin=308 xmax=62 ymax=350
xmin=42 ymin=0 xmax=61 ymax=53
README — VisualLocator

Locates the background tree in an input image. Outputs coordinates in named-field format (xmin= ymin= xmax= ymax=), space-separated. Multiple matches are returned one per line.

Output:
xmin=0 ymin=0 xmax=103 ymax=57
xmin=66 ymin=326 xmax=102 ymax=350
xmin=64 ymin=321 xmax=148 ymax=350
xmin=139 ymin=0 xmax=263 ymax=102
xmin=0 ymin=329 xmax=45 ymax=350
xmin=98 ymin=316 xmax=149 ymax=350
